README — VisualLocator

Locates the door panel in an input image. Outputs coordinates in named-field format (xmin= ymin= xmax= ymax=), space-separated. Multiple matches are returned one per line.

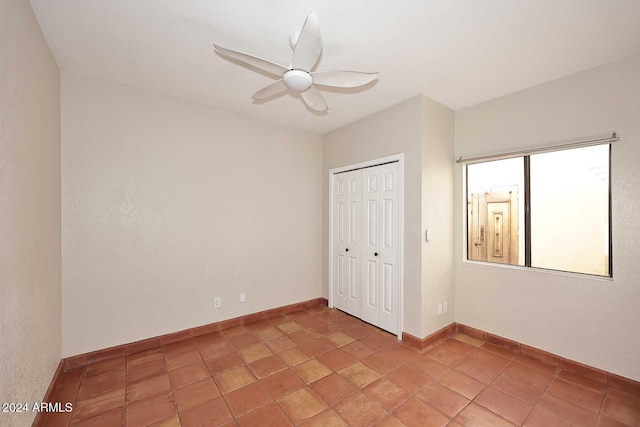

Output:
xmin=332 ymin=162 xmax=400 ymax=334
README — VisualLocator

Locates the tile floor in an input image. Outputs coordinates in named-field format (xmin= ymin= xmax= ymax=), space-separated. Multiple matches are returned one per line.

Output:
xmin=39 ymin=307 xmax=640 ymax=426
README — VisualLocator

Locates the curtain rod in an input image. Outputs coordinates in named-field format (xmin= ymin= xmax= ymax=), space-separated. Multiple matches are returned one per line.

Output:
xmin=455 ymin=132 xmax=619 ymax=164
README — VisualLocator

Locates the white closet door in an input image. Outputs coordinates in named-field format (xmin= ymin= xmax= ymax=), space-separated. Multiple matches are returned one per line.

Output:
xmin=332 ymin=162 xmax=399 ymax=334
xmin=360 ymin=162 xmax=400 ymax=333
xmin=333 ymin=169 xmax=362 ymax=317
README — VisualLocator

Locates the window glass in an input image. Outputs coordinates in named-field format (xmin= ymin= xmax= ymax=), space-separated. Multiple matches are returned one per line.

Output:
xmin=530 ymin=145 xmax=610 ymax=276
xmin=467 ymin=158 xmax=524 ymax=266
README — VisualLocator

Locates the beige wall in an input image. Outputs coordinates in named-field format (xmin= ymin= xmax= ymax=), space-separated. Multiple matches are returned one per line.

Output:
xmin=62 ymin=74 xmax=323 ymax=357
xmin=421 ymin=97 xmax=455 ymax=336
xmin=455 ymin=55 xmax=640 ymax=380
xmin=0 ymin=1 xmax=62 ymax=426
xmin=323 ymin=96 xmax=455 ymax=338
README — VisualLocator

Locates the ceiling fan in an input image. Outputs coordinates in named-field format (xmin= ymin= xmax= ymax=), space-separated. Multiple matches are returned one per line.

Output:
xmin=213 ymin=13 xmax=378 ymax=112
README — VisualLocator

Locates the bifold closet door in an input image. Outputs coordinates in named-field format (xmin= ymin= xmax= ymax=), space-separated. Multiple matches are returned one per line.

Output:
xmin=360 ymin=162 xmax=400 ymax=333
xmin=333 ymin=162 xmax=400 ymax=334
xmin=332 ymin=169 xmax=362 ymax=317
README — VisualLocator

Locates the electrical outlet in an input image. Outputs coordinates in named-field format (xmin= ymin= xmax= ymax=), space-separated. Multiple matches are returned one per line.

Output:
xmin=240 ymin=293 xmax=246 ymax=303
xmin=214 ymin=297 xmax=221 ymax=308
xmin=437 ymin=303 xmax=443 ymax=316
xmin=443 ymin=301 xmax=448 ymax=314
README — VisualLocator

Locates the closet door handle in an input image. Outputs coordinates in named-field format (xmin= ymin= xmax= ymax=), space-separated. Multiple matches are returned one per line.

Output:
xmin=345 ymin=248 xmax=349 ymax=252
xmin=374 ymin=252 xmax=378 ymax=256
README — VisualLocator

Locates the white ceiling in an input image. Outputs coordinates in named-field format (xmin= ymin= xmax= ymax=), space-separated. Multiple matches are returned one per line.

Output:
xmin=30 ymin=0 xmax=640 ymax=134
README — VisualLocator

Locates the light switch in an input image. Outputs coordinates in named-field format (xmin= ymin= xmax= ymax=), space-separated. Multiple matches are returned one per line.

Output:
xmin=426 ymin=229 xmax=431 ymax=242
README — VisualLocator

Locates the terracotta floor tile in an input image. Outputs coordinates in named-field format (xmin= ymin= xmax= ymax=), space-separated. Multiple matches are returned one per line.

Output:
xmin=425 ymin=347 xmax=466 ymax=367
xmin=219 ymin=325 xmax=250 ymax=338
xmin=343 ymin=325 xmax=378 ymax=340
xmin=327 ymin=332 xmax=357 ymax=347
xmin=547 ymin=378 xmax=604 ymax=412
xmin=602 ymin=396 xmax=640 ymax=426
xmin=127 ymin=359 xmax=166 ymax=384
xmin=193 ymin=331 xmax=225 ymax=346
xmin=309 ymin=323 xmax=341 ymax=337
xmin=597 ymin=414 xmax=635 ymax=427
xmin=504 ymin=362 xmax=555 ymax=389
xmin=416 ymin=381 xmax=470 ymax=418
xmin=289 ymin=330 xmax=319 ymax=345
xmin=338 ymin=362 xmax=381 ymax=388
xmin=387 ymin=365 xmax=432 ymax=393
xmin=248 ymin=354 xmax=287 ymax=379
xmin=165 ymin=349 xmax=203 ymax=371
xmin=239 ymin=343 xmax=273 ymax=364
xmin=78 ymin=370 xmax=125 ymax=401
xmin=376 ymin=415 xmax=409 ymax=427
xmin=310 ymin=373 xmax=358 ymax=406
xmin=260 ymin=369 xmax=305 ymax=399
xmin=38 ymin=411 xmax=73 ymax=427
xmin=85 ymin=357 xmax=126 ymax=379
xmin=454 ymin=403 xmax=514 ymax=427
xmin=606 ymin=387 xmax=640 ymax=409
xmin=149 ymin=415 xmax=181 ymax=427
xmin=362 ymin=351 xmax=402 ymax=375
xmin=126 ymin=373 xmax=171 ymax=403
xmin=299 ymin=338 xmax=338 ymax=357
xmin=341 ymin=341 xmax=377 ymax=359
xmin=278 ymin=348 xmax=312 ymax=367
xmin=162 ymin=338 xmax=197 ymax=357
xmin=481 ymin=343 xmax=519 ymax=360
xmin=300 ymin=408 xmax=349 ymax=427
xmin=557 ymin=370 xmax=607 ymax=394
xmin=317 ymin=349 xmax=357 ymax=372
xmin=516 ymin=355 xmax=558 ymax=375
xmin=277 ymin=321 xmax=304 ymax=334
xmin=475 ymin=386 xmax=534 ymax=425
xmin=127 ymin=394 xmax=177 ymax=426
xmin=223 ymin=382 xmax=272 ymax=417
xmin=437 ymin=370 xmax=485 ymax=400
xmin=335 ymin=392 xmax=388 ymax=427
xmin=405 ymin=355 xmax=448 ymax=379
xmin=360 ymin=332 xmax=398 ymax=350
xmin=363 ymin=378 xmax=411 ymax=411
xmin=227 ymin=333 xmax=261 ymax=350
xmin=253 ymin=326 xmax=285 ymax=342
xmin=178 ymin=396 xmax=232 ymax=427
xmin=292 ymin=359 xmax=333 ymax=384
xmin=214 ymin=366 xmax=256 ymax=394
xmin=71 ymin=409 xmax=124 ymax=426
xmin=452 ymin=333 xmax=485 ymax=348
xmin=72 ymin=388 xmax=125 ymax=422
xmin=197 ymin=340 xmax=234 ymax=361
xmin=57 ymin=366 xmax=85 ymax=387
xmin=393 ymin=396 xmax=450 ymax=427
xmin=455 ymin=358 xmax=504 ymax=384
xmin=523 ymin=408 xmax=572 ymax=427
xmin=439 ymin=339 xmax=478 ymax=357
xmin=205 ymin=352 xmax=244 ymax=375
xmin=237 ymin=401 xmax=293 ymax=427
xmin=168 ymin=362 xmax=210 ymax=389
xmin=127 ymin=348 xmax=164 ymax=368
xmin=468 ymin=348 xmax=512 ymax=369
xmin=384 ymin=344 xmax=419 ymax=363
xmin=174 ymin=378 xmax=221 ymax=411
xmin=277 ymin=388 xmax=327 ymax=424
xmin=51 ymin=382 xmax=80 ymax=407
xmin=492 ymin=373 xmax=545 ymax=405
xmin=264 ymin=335 xmax=297 ymax=353
xmin=537 ymin=393 xmax=599 ymax=426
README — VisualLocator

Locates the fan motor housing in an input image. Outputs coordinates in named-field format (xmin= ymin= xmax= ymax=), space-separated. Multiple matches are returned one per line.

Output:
xmin=283 ymin=70 xmax=313 ymax=92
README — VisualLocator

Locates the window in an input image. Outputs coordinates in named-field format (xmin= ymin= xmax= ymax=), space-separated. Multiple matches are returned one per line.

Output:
xmin=466 ymin=144 xmax=611 ymax=277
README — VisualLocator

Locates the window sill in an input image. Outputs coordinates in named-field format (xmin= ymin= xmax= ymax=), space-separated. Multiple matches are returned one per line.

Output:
xmin=461 ymin=259 xmax=613 ymax=282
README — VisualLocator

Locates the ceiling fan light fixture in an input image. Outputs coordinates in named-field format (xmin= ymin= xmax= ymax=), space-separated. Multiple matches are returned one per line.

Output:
xmin=283 ymin=69 xmax=313 ymax=92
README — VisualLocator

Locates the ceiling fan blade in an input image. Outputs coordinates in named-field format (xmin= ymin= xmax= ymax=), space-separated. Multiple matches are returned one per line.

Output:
xmin=311 ymin=71 xmax=379 ymax=88
xmin=292 ymin=13 xmax=322 ymax=72
xmin=252 ymin=79 xmax=288 ymax=100
xmin=300 ymin=85 xmax=328 ymax=112
xmin=213 ymin=44 xmax=288 ymax=77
